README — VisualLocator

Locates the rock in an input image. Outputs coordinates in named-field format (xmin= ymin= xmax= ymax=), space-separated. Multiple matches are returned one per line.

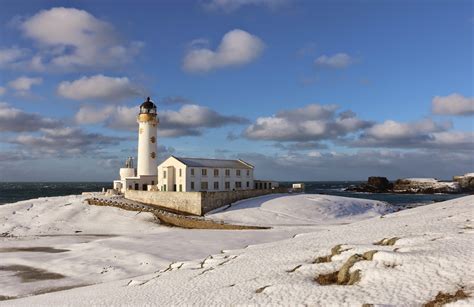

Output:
xmin=345 ymin=177 xmax=392 ymax=193
xmin=393 ymin=178 xmax=460 ymax=194
xmin=367 ymin=177 xmax=393 ymax=190
xmin=453 ymin=173 xmax=474 ymax=193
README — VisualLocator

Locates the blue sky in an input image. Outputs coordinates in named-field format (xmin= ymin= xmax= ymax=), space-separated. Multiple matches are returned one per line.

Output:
xmin=0 ymin=0 xmax=472 ymax=181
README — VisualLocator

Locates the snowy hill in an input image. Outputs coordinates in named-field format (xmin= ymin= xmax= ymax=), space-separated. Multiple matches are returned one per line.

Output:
xmin=207 ymin=194 xmax=391 ymax=226
xmin=2 ymin=194 xmax=473 ymax=305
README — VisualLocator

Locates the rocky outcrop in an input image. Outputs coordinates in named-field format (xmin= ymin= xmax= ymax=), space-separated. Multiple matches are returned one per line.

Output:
xmin=453 ymin=173 xmax=474 ymax=193
xmin=346 ymin=177 xmax=393 ymax=193
xmin=346 ymin=174 xmax=474 ymax=194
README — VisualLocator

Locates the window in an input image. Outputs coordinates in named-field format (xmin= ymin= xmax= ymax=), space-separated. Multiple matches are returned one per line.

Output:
xmin=236 ymin=169 xmax=241 ymax=176
xmin=163 ymin=170 xmax=166 ymax=179
xmin=128 ymin=185 xmax=132 ymax=190
xmin=225 ymin=182 xmax=230 ymax=190
xmin=202 ymin=169 xmax=207 ymax=176
xmin=179 ymin=169 xmax=182 ymax=177
xmin=214 ymin=169 xmax=219 ymax=177
xmin=246 ymin=181 xmax=249 ymax=188
xmin=191 ymin=168 xmax=195 ymax=176
xmin=179 ymin=184 xmax=183 ymax=192
xmin=134 ymin=183 xmax=139 ymax=190
xmin=173 ymin=184 xmax=176 ymax=191
xmin=201 ymin=181 xmax=208 ymax=190
xmin=235 ymin=182 xmax=242 ymax=189
xmin=191 ymin=182 xmax=195 ymax=190
xmin=225 ymin=169 xmax=230 ymax=177
xmin=150 ymin=136 xmax=156 ymax=143
xmin=151 ymin=181 xmax=154 ymax=185
xmin=214 ymin=182 xmax=219 ymax=190
xmin=143 ymin=184 xmax=147 ymax=191
xmin=163 ymin=184 xmax=167 ymax=191
xmin=247 ymin=170 xmax=250 ymax=176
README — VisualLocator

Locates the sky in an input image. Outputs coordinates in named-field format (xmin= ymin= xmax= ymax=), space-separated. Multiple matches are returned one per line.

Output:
xmin=0 ymin=0 xmax=472 ymax=182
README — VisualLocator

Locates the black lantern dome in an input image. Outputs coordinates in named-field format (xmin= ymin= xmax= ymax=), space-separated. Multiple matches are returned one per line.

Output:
xmin=139 ymin=97 xmax=157 ymax=114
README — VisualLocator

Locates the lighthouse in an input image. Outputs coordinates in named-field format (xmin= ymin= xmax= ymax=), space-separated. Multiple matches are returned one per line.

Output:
xmin=137 ymin=97 xmax=158 ymax=177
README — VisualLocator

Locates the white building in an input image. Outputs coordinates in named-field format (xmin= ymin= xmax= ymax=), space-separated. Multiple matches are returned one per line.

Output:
xmin=157 ymin=156 xmax=254 ymax=192
xmin=113 ymin=97 xmax=159 ymax=193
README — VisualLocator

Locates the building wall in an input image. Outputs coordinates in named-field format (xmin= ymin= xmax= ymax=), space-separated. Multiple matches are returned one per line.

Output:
xmin=185 ymin=166 xmax=253 ymax=192
xmin=125 ymin=187 xmax=288 ymax=216
xmin=157 ymin=156 xmax=254 ymax=192
xmin=125 ymin=189 xmax=202 ymax=215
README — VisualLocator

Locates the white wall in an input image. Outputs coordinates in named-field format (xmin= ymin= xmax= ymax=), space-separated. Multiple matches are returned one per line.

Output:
xmin=157 ymin=157 xmax=254 ymax=192
xmin=137 ymin=118 xmax=158 ymax=176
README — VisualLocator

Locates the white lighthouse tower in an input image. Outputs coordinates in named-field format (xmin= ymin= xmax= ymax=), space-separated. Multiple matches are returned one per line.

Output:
xmin=137 ymin=97 xmax=158 ymax=177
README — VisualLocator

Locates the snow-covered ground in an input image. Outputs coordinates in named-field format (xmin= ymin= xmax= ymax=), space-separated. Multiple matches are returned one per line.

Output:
xmin=207 ymin=194 xmax=391 ymax=226
xmin=0 ymin=193 xmax=389 ymax=301
xmin=1 ymin=194 xmax=473 ymax=305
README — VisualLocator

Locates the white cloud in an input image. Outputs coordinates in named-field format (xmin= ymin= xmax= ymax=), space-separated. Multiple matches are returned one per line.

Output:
xmin=432 ymin=93 xmax=474 ymax=116
xmin=244 ymin=104 xmax=372 ymax=141
xmin=314 ymin=53 xmax=353 ymax=69
xmin=0 ymin=102 xmax=61 ymax=132
xmin=78 ymin=103 xmax=249 ymax=137
xmin=10 ymin=127 xmax=123 ymax=156
xmin=7 ymin=76 xmax=42 ymax=91
xmin=57 ymin=75 xmax=142 ymax=101
xmin=183 ymin=29 xmax=264 ymax=73
xmin=202 ymin=0 xmax=290 ymax=12
xmin=0 ymin=47 xmax=29 ymax=67
xmin=18 ymin=7 xmax=143 ymax=71
xmin=74 ymin=105 xmax=115 ymax=125
xmin=351 ymin=118 xmax=473 ymax=150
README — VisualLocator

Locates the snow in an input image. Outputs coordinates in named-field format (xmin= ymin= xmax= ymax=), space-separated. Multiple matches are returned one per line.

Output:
xmin=1 ymin=194 xmax=473 ymax=306
xmin=207 ymin=194 xmax=391 ymax=226
xmin=404 ymin=178 xmax=439 ymax=182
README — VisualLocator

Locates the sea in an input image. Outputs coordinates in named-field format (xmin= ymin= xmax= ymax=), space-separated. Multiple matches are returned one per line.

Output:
xmin=0 ymin=181 xmax=467 ymax=207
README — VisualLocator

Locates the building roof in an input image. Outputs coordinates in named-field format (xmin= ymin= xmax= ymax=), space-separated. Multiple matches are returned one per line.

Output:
xmin=172 ymin=156 xmax=254 ymax=169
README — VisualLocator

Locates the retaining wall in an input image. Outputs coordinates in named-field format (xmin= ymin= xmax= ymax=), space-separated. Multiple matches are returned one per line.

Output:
xmin=125 ymin=188 xmax=288 ymax=216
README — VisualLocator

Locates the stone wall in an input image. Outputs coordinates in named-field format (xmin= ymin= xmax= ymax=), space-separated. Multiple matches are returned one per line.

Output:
xmin=125 ymin=187 xmax=288 ymax=216
xmin=125 ymin=190 xmax=203 ymax=215
xmin=201 ymin=188 xmax=287 ymax=214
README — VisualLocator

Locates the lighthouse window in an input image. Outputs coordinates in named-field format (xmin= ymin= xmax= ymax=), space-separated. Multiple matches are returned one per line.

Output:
xmin=151 ymin=152 xmax=156 ymax=159
xmin=150 ymin=136 xmax=156 ymax=143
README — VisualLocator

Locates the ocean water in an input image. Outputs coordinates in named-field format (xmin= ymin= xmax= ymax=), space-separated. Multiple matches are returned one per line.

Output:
xmin=0 ymin=182 xmax=112 ymax=205
xmin=0 ymin=181 xmax=466 ymax=206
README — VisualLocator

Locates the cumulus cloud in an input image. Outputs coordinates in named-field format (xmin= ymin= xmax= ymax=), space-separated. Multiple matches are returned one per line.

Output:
xmin=183 ymin=29 xmax=264 ymax=73
xmin=432 ymin=93 xmax=474 ymax=116
xmin=202 ymin=0 xmax=290 ymax=12
xmin=7 ymin=76 xmax=42 ymax=95
xmin=17 ymin=7 xmax=143 ymax=71
xmin=0 ymin=47 xmax=29 ymax=67
xmin=244 ymin=104 xmax=372 ymax=142
xmin=57 ymin=75 xmax=143 ymax=101
xmin=75 ymin=103 xmax=249 ymax=137
xmin=10 ymin=127 xmax=124 ymax=156
xmin=314 ymin=53 xmax=353 ymax=69
xmin=350 ymin=118 xmax=473 ymax=150
xmin=0 ymin=102 xmax=62 ymax=132
xmin=74 ymin=105 xmax=115 ymax=125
